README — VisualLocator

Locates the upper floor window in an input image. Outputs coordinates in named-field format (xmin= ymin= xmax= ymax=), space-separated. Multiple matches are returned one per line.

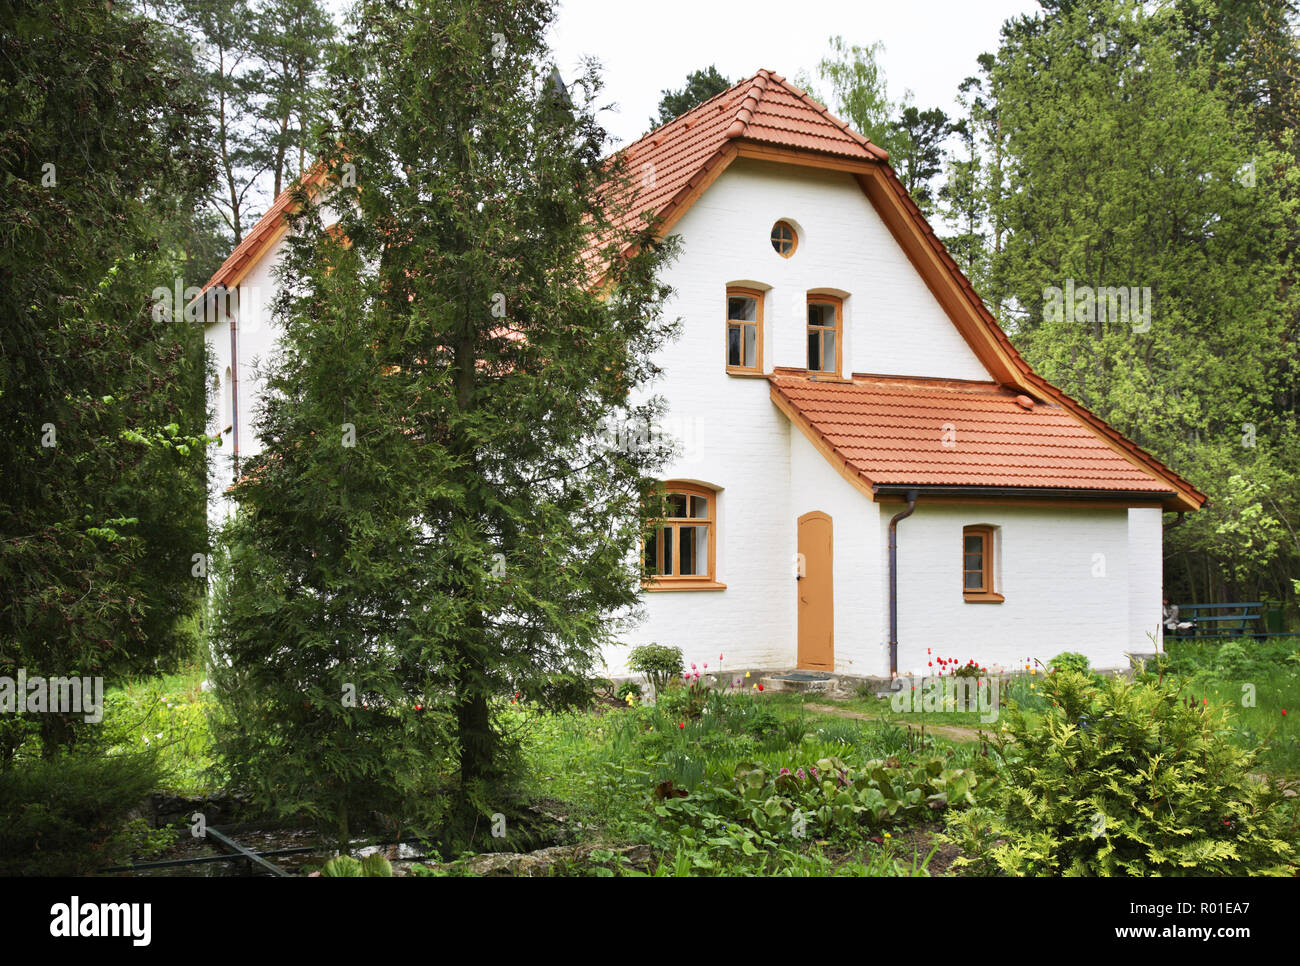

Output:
xmin=726 ymin=287 xmax=763 ymax=374
xmin=807 ymin=296 xmax=841 ymax=375
xmin=644 ymin=482 xmax=722 ymax=589
xmin=962 ymin=524 xmax=1004 ymax=603
xmin=771 ymin=220 xmax=798 ymax=257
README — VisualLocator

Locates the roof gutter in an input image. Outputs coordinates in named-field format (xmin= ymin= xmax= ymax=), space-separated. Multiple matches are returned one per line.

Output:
xmin=872 ymin=484 xmax=1172 ymax=503
xmin=887 ymin=489 xmax=919 ymax=685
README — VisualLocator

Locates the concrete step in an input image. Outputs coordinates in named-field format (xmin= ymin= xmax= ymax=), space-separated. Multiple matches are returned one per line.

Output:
xmin=760 ymin=670 xmax=837 ymax=694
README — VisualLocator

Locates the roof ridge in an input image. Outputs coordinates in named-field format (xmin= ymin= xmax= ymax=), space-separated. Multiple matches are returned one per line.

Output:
xmin=724 ymin=70 xmax=772 ymax=140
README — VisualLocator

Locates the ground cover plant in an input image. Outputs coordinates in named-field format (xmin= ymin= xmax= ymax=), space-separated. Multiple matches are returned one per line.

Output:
xmin=946 ymin=668 xmax=1299 ymax=876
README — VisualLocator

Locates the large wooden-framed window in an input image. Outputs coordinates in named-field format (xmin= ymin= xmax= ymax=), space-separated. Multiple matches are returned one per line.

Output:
xmin=962 ymin=525 xmax=1004 ymax=603
xmin=807 ymin=296 xmax=842 ymax=375
xmin=726 ymin=288 xmax=763 ymax=374
xmin=644 ymin=482 xmax=724 ymax=591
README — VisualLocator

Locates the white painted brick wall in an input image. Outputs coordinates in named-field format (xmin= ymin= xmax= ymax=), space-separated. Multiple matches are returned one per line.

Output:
xmin=882 ymin=503 xmax=1139 ymax=675
xmin=1128 ymin=507 xmax=1164 ymax=653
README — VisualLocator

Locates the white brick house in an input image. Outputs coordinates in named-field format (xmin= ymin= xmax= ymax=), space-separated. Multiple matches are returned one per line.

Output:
xmin=200 ymin=70 xmax=1204 ymax=682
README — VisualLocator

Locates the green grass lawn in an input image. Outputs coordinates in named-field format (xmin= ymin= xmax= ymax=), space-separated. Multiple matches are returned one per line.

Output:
xmin=1159 ymin=637 xmax=1300 ymax=776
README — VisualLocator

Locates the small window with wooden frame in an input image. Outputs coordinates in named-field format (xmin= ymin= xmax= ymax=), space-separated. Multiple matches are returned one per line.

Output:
xmin=771 ymin=220 xmax=798 ymax=257
xmin=726 ymin=288 xmax=763 ymax=374
xmin=806 ymin=296 xmax=842 ymax=376
xmin=962 ymin=525 xmax=1004 ymax=602
xmin=643 ymin=482 xmax=724 ymax=590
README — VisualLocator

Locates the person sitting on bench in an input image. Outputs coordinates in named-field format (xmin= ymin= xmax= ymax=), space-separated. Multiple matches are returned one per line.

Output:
xmin=1163 ymin=598 xmax=1196 ymax=634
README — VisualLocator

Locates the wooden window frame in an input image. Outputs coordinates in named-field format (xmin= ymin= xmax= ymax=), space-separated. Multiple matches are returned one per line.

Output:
xmin=643 ymin=482 xmax=725 ymax=591
xmin=806 ymin=295 xmax=843 ymax=377
xmin=771 ymin=220 xmax=798 ymax=258
xmin=962 ymin=525 xmax=1004 ymax=603
xmin=725 ymin=287 xmax=764 ymax=375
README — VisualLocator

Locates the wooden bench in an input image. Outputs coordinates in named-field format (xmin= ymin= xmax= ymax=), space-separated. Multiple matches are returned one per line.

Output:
xmin=1167 ymin=602 xmax=1293 ymax=640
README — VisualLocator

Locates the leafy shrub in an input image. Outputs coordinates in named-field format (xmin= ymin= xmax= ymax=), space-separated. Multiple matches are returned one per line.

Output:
xmin=939 ymin=805 xmax=1001 ymax=876
xmin=616 ymin=681 xmax=643 ymax=702
xmin=986 ymin=671 xmax=1297 ymax=876
xmin=627 ymin=643 xmax=684 ymax=698
xmin=741 ymin=705 xmax=782 ymax=739
xmin=1049 ymin=651 xmax=1090 ymax=675
xmin=1213 ymin=640 xmax=1256 ymax=678
xmin=321 ymin=853 xmax=393 ymax=877
xmin=656 ymin=754 xmax=981 ymax=847
xmin=0 ymin=751 xmax=167 ymax=875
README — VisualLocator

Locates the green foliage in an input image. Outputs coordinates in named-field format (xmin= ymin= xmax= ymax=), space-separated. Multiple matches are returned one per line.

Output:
xmin=616 ymin=681 xmax=643 ymax=702
xmin=627 ymin=644 xmax=684 ymax=697
xmin=100 ymin=666 xmax=217 ymax=796
xmin=1050 ymin=652 xmax=1090 ymax=675
xmin=320 ymin=853 xmax=393 ymax=877
xmin=804 ymin=35 xmax=951 ymax=216
xmin=0 ymin=0 xmax=215 ymax=756
xmin=1214 ymin=640 xmax=1254 ymax=678
xmin=647 ymin=753 xmax=981 ymax=875
xmin=804 ymin=36 xmax=895 ymax=153
xmin=1156 ymin=637 xmax=1300 ymax=776
xmin=985 ymin=671 xmax=1298 ymax=876
xmin=210 ymin=0 xmax=679 ymax=843
xmin=650 ymin=65 xmax=731 ymax=128
xmin=967 ymin=0 xmax=1300 ymax=608
xmin=939 ymin=804 xmax=1001 ymax=876
xmin=0 ymin=751 xmax=168 ymax=875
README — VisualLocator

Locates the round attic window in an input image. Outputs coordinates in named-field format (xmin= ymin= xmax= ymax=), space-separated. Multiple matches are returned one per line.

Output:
xmin=771 ymin=220 xmax=797 ymax=257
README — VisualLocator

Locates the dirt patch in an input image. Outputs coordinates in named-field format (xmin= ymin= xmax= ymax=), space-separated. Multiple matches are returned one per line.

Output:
xmin=890 ymin=823 xmax=962 ymax=875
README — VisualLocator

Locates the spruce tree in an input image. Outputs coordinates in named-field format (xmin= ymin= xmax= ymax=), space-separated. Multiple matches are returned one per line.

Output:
xmin=209 ymin=0 xmax=676 ymax=842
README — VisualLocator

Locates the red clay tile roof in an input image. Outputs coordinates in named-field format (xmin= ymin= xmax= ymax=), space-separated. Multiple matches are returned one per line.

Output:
xmin=770 ymin=373 xmax=1174 ymax=495
xmin=200 ymin=163 xmax=330 ymax=294
xmin=610 ymin=69 xmax=887 ymax=239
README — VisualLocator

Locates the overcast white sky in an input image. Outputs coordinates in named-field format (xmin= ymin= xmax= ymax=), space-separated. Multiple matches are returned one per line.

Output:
xmin=547 ymin=0 xmax=1045 ymax=147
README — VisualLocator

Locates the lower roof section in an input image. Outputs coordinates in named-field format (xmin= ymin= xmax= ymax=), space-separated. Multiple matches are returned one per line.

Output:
xmin=769 ymin=371 xmax=1180 ymax=506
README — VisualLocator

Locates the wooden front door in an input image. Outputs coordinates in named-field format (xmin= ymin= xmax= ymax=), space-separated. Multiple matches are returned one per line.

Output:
xmin=797 ymin=511 xmax=834 ymax=670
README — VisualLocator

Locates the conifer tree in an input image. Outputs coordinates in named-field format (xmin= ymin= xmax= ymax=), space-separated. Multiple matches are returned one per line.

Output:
xmin=0 ymin=0 xmax=214 ymax=757
xmin=209 ymin=0 xmax=677 ymax=840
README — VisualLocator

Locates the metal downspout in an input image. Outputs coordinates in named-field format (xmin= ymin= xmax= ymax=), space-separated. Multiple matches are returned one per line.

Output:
xmin=888 ymin=490 xmax=919 ymax=683
xmin=228 ymin=286 xmax=239 ymax=482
